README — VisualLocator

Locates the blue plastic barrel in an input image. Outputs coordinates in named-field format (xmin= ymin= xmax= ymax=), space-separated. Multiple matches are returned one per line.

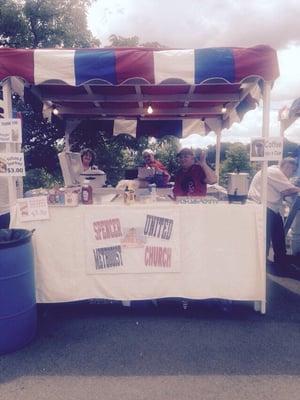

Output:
xmin=0 ymin=229 xmax=37 ymax=354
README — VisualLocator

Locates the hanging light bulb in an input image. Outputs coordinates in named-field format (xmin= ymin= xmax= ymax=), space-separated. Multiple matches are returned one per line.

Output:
xmin=147 ymin=105 xmax=153 ymax=114
xmin=221 ymin=104 xmax=227 ymax=114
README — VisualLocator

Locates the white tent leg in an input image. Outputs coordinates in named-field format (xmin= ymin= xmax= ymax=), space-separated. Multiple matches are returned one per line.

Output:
xmin=215 ymin=130 xmax=221 ymax=183
xmin=254 ymin=300 xmax=266 ymax=314
xmin=261 ymin=81 xmax=272 ymax=313
xmin=2 ymin=78 xmax=17 ymax=206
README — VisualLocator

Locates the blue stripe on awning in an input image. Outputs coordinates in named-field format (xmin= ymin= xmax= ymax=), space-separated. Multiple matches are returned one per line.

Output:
xmin=137 ymin=120 xmax=182 ymax=138
xmin=195 ymin=48 xmax=235 ymax=83
xmin=74 ymin=50 xmax=116 ymax=85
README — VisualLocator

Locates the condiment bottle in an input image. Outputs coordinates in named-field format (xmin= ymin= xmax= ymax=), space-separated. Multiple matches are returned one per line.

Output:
xmin=81 ymin=179 xmax=93 ymax=204
xmin=128 ymin=189 xmax=135 ymax=204
xmin=123 ymin=185 xmax=129 ymax=204
xmin=149 ymin=183 xmax=157 ymax=202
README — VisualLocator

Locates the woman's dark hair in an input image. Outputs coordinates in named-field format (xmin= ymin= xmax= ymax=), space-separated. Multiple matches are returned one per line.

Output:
xmin=80 ymin=148 xmax=96 ymax=166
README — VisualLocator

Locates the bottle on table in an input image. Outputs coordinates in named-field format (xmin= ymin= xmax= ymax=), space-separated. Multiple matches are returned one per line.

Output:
xmin=149 ymin=183 xmax=157 ymax=202
xmin=81 ymin=179 xmax=93 ymax=204
xmin=123 ymin=185 xmax=129 ymax=204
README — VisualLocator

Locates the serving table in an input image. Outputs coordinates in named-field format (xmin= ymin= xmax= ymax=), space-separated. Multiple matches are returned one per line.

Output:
xmin=10 ymin=201 xmax=265 ymax=312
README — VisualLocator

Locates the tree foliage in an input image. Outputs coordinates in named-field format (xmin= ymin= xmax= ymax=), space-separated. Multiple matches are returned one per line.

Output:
xmin=107 ymin=34 xmax=167 ymax=48
xmin=0 ymin=0 xmax=100 ymax=48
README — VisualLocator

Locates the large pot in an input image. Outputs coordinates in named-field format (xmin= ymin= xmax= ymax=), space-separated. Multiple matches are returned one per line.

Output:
xmin=227 ymin=172 xmax=249 ymax=204
xmin=80 ymin=169 xmax=106 ymax=192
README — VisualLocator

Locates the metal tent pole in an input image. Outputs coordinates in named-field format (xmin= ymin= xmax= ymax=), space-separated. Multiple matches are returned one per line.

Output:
xmin=215 ymin=130 xmax=221 ymax=184
xmin=2 ymin=78 xmax=17 ymax=206
xmin=257 ymin=81 xmax=272 ymax=314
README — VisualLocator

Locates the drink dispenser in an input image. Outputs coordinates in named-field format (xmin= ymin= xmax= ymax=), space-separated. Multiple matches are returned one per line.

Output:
xmin=227 ymin=172 xmax=249 ymax=204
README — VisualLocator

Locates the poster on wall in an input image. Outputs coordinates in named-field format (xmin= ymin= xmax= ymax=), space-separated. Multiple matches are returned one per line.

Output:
xmin=0 ymin=153 xmax=25 ymax=176
xmin=250 ymin=137 xmax=283 ymax=161
xmin=84 ymin=208 xmax=180 ymax=274
xmin=17 ymin=196 xmax=49 ymax=222
xmin=0 ymin=119 xmax=22 ymax=143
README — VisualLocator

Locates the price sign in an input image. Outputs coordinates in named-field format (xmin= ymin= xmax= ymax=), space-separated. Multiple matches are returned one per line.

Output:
xmin=0 ymin=153 xmax=25 ymax=176
xmin=17 ymin=196 xmax=49 ymax=222
xmin=250 ymin=137 xmax=283 ymax=161
xmin=0 ymin=119 xmax=22 ymax=143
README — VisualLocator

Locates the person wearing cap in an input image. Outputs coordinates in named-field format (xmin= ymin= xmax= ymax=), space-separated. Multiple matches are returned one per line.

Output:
xmin=140 ymin=149 xmax=170 ymax=187
xmin=173 ymin=148 xmax=217 ymax=197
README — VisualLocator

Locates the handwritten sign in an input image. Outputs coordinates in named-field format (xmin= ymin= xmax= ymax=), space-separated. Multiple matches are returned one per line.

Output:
xmin=0 ymin=153 xmax=25 ymax=176
xmin=17 ymin=196 xmax=49 ymax=222
xmin=0 ymin=119 xmax=22 ymax=143
xmin=176 ymin=196 xmax=218 ymax=204
xmin=250 ymin=137 xmax=283 ymax=161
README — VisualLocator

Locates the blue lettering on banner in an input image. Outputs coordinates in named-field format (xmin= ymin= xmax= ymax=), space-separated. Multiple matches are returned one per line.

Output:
xmin=144 ymin=214 xmax=173 ymax=240
xmin=93 ymin=245 xmax=123 ymax=269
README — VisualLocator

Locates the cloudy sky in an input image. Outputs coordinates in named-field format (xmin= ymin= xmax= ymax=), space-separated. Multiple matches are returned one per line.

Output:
xmin=88 ymin=0 xmax=300 ymax=147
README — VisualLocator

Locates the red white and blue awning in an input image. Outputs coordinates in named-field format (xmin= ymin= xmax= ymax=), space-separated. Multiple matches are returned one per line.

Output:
xmin=0 ymin=45 xmax=279 ymax=138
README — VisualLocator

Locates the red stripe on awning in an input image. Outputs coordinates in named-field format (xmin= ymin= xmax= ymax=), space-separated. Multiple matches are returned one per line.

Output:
xmin=233 ymin=45 xmax=280 ymax=82
xmin=115 ymin=49 xmax=155 ymax=84
xmin=0 ymin=49 xmax=34 ymax=83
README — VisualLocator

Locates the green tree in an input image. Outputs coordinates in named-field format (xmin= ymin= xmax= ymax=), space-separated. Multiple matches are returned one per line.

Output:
xmin=108 ymin=34 xmax=166 ymax=48
xmin=220 ymin=143 xmax=253 ymax=187
xmin=0 ymin=0 xmax=100 ymax=48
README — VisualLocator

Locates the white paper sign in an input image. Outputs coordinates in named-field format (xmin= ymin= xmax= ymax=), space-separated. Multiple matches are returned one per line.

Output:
xmin=0 ymin=152 xmax=25 ymax=176
xmin=250 ymin=137 xmax=283 ymax=161
xmin=0 ymin=119 xmax=22 ymax=143
xmin=84 ymin=207 xmax=180 ymax=274
xmin=17 ymin=196 xmax=49 ymax=222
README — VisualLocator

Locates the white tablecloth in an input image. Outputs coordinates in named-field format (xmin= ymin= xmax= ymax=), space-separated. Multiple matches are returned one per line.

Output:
xmin=11 ymin=202 xmax=264 ymax=303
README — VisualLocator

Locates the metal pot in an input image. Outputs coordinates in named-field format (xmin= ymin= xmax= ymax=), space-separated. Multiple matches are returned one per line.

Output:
xmin=227 ymin=172 xmax=249 ymax=204
xmin=80 ymin=170 xmax=106 ymax=192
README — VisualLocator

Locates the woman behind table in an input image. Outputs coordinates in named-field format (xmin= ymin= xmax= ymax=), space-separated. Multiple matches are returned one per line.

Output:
xmin=141 ymin=149 xmax=170 ymax=186
xmin=81 ymin=148 xmax=97 ymax=172
xmin=173 ymin=148 xmax=217 ymax=197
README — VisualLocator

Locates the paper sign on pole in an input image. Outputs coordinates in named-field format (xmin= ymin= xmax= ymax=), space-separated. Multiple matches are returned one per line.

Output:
xmin=0 ymin=152 xmax=25 ymax=176
xmin=0 ymin=119 xmax=22 ymax=143
xmin=250 ymin=137 xmax=283 ymax=161
xmin=17 ymin=196 xmax=49 ymax=222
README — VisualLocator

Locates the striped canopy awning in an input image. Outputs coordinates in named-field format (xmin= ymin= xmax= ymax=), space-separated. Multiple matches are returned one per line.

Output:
xmin=0 ymin=45 xmax=279 ymax=138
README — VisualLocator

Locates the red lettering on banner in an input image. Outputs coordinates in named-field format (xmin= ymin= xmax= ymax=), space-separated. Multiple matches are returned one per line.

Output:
xmin=144 ymin=246 xmax=171 ymax=267
xmin=93 ymin=218 xmax=122 ymax=240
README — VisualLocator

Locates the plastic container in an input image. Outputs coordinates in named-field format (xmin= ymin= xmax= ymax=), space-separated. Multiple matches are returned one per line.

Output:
xmin=0 ymin=229 xmax=37 ymax=354
xmin=149 ymin=183 xmax=157 ymax=202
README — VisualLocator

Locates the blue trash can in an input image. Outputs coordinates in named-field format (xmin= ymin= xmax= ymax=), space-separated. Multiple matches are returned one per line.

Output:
xmin=0 ymin=229 xmax=37 ymax=354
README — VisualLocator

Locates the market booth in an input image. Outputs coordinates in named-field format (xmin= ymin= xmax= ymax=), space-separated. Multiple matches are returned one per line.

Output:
xmin=0 ymin=46 xmax=280 ymax=313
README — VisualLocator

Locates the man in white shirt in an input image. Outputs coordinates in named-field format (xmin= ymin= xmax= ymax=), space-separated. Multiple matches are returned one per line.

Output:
xmin=249 ymin=157 xmax=300 ymax=278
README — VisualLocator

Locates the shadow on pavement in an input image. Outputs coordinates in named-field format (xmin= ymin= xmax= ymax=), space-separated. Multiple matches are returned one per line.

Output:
xmin=0 ymin=277 xmax=299 ymax=383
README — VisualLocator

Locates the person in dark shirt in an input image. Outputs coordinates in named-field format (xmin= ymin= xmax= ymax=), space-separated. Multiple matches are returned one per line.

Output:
xmin=173 ymin=148 xmax=217 ymax=197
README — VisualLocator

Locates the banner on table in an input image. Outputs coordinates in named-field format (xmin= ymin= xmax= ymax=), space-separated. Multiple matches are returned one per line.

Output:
xmin=17 ymin=196 xmax=49 ymax=221
xmin=0 ymin=152 xmax=25 ymax=176
xmin=84 ymin=208 xmax=180 ymax=274
xmin=0 ymin=119 xmax=22 ymax=143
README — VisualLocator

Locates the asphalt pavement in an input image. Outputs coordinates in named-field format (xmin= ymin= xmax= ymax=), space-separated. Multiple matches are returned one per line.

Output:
xmin=0 ymin=275 xmax=299 ymax=400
